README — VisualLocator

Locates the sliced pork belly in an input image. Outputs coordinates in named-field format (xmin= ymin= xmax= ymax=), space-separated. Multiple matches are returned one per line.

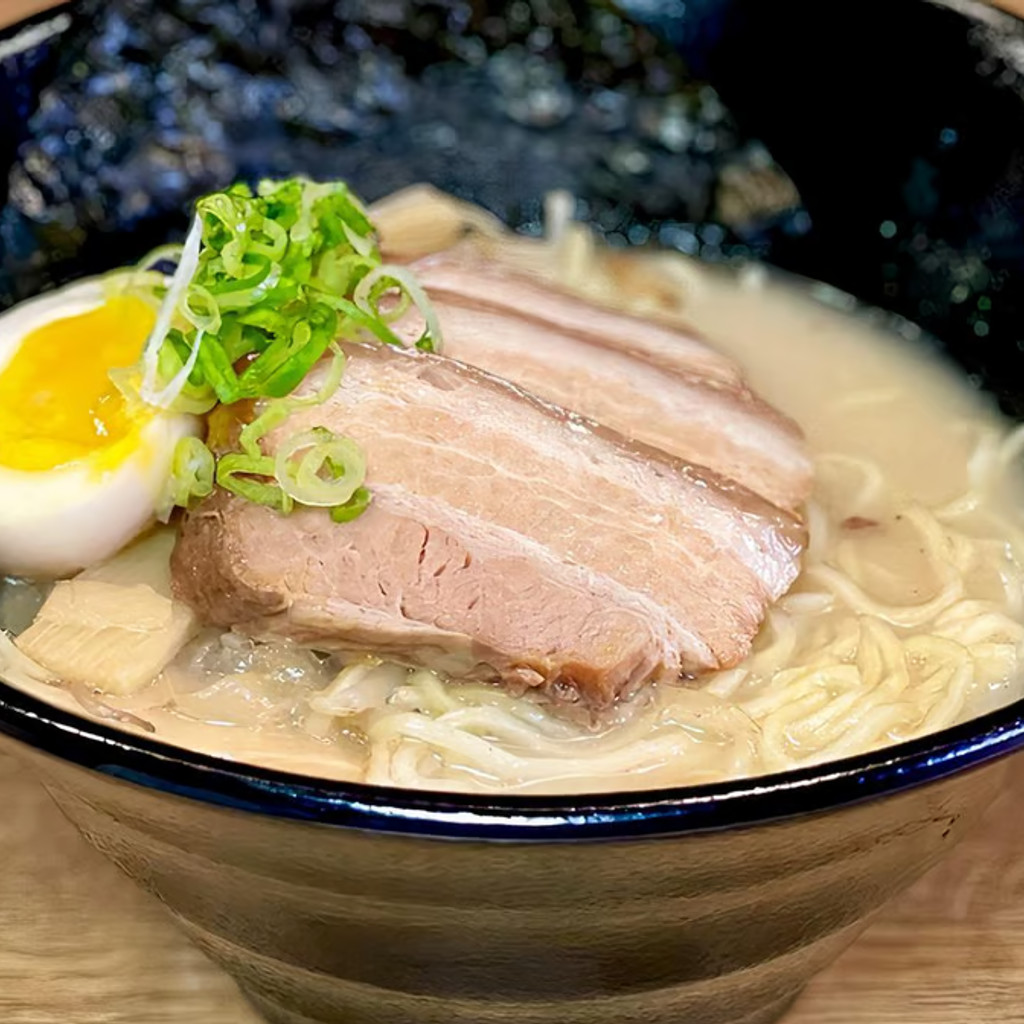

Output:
xmin=172 ymin=344 xmax=805 ymax=707
xmin=394 ymin=247 xmax=812 ymax=513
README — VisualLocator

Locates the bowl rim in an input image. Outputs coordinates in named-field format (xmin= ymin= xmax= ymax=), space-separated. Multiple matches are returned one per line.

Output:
xmin=3 ymin=0 xmax=1024 ymax=841
xmin=2 ymin=678 xmax=1023 ymax=840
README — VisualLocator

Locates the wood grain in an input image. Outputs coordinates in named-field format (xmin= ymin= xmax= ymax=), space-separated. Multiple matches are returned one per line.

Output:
xmin=0 ymin=750 xmax=259 ymax=1024
xmin=1 ymin=748 xmax=1024 ymax=1024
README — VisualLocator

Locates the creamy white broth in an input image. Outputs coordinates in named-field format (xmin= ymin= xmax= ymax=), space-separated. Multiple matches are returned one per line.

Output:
xmin=692 ymin=268 xmax=989 ymax=507
xmin=2 ymin=197 xmax=1024 ymax=794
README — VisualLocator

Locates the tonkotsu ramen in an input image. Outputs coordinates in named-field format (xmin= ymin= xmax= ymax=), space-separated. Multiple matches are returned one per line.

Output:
xmin=0 ymin=179 xmax=1021 ymax=795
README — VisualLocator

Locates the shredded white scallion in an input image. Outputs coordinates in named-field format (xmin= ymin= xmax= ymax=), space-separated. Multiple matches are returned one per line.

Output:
xmin=148 ymin=329 xmax=205 ymax=412
xmin=140 ymin=215 xmax=203 ymax=408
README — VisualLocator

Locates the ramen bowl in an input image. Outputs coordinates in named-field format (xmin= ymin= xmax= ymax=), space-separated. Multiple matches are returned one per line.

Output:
xmin=2 ymin=673 xmax=1022 ymax=1024
xmin=3 ymin=2 xmax=1024 ymax=1024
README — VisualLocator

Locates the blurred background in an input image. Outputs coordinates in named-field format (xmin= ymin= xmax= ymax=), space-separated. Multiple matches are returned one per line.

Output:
xmin=4 ymin=0 xmax=1024 ymax=419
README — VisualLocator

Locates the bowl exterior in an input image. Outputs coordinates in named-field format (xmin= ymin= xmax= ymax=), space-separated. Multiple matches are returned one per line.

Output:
xmin=6 ymin=736 xmax=1009 ymax=1024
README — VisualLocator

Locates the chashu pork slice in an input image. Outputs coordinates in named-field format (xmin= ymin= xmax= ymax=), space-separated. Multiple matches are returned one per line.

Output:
xmin=171 ymin=344 xmax=806 ymax=707
xmin=394 ymin=246 xmax=813 ymax=513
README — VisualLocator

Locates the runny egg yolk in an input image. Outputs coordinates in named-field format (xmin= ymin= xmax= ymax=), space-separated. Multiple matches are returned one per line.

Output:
xmin=0 ymin=295 xmax=156 ymax=471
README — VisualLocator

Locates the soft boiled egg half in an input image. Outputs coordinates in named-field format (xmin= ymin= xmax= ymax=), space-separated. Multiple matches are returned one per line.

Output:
xmin=0 ymin=275 xmax=197 ymax=578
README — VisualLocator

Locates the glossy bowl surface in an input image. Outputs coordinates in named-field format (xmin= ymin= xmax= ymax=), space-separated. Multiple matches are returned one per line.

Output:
xmin=3 ymin=3 xmax=1024 ymax=1023
xmin=11 ymin=738 xmax=1008 ymax=1024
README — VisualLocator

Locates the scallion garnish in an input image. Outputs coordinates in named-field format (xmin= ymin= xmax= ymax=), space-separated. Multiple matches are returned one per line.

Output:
xmin=330 ymin=486 xmax=373 ymax=523
xmin=158 ymin=436 xmax=215 ymax=522
xmin=147 ymin=178 xmax=431 ymax=525
xmin=274 ymin=427 xmax=368 ymax=510
xmin=215 ymin=451 xmax=292 ymax=513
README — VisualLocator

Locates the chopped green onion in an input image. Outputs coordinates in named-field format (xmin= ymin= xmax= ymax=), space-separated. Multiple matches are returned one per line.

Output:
xmin=135 ymin=177 xmax=434 ymax=526
xmin=158 ymin=436 xmax=215 ymax=521
xmin=181 ymin=284 xmax=222 ymax=335
xmin=150 ymin=328 xmax=207 ymax=411
xmin=274 ymin=427 xmax=367 ymax=509
xmin=322 ymin=295 xmax=403 ymax=347
xmin=294 ymin=343 xmax=347 ymax=407
xmin=136 ymin=177 xmax=402 ymax=414
xmin=235 ymin=345 xmax=346 ymax=464
xmin=353 ymin=264 xmax=442 ymax=352
xmin=238 ymin=401 xmax=293 ymax=460
xmin=217 ymin=452 xmax=292 ymax=513
xmin=331 ymin=486 xmax=373 ymax=523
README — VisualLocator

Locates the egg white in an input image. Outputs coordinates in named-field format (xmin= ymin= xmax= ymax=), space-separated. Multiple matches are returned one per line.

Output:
xmin=0 ymin=277 xmax=197 ymax=578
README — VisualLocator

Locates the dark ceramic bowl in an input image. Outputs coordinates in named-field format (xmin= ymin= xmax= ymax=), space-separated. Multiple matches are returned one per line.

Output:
xmin=3 ymin=3 xmax=1024 ymax=1024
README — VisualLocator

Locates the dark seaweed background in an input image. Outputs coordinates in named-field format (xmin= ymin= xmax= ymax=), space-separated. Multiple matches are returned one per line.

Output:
xmin=2 ymin=0 xmax=1024 ymax=413
xmin=0 ymin=0 xmax=798 ymax=289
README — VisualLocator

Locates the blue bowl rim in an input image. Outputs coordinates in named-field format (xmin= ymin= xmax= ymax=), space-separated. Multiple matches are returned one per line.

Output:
xmin=3 ymin=0 xmax=1024 ymax=841
xmin=2 ymin=678 xmax=1023 ymax=841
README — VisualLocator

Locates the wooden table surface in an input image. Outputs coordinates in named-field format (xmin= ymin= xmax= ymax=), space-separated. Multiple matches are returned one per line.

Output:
xmin=4 ymin=0 xmax=1024 ymax=1021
